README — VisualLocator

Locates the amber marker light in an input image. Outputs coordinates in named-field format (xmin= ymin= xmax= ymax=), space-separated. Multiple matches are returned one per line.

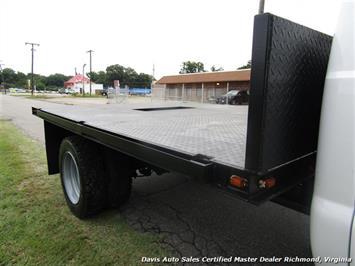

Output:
xmin=230 ymin=175 xmax=248 ymax=188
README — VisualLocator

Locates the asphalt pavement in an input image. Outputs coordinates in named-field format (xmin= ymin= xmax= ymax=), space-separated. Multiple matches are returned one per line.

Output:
xmin=0 ymin=94 xmax=312 ymax=265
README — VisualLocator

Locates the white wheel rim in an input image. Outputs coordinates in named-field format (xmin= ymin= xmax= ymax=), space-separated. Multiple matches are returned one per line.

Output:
xmin=62 ymin=151 xmax=81 ymax=204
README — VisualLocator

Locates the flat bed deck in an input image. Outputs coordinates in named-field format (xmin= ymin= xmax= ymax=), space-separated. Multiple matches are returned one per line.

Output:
xmin=37 ymin=102 xmax=248 ymax=169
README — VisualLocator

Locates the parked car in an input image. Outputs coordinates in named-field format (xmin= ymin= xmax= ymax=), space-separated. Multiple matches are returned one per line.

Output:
xmin=216 ymin=90 xmax=249 ymax=105
xmin=58 ymin=88 xmax=68 ymax=94
xmin=101 ymin=87 xmax=108 ymax=96
xmin=58 ymin=88 xmax=75 ymax=94
xmin=9 ymin=88 xmax=27 ymax=93
xmin=67 ymin=89 xmax=75 ymax=94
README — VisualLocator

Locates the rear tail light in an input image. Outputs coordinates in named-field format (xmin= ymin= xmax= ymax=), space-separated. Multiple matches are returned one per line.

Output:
xmin=259 ymin=177 xmax=276 ymax=189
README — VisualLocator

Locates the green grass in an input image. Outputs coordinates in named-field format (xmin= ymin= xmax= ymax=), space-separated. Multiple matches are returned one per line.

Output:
xmin=23 ymin=94 xmax=105 ymax=99
xmin=0 ymin=121 xmax=169 ymax=265
xmin=25 ymin=95 xmax=53 ymax=99
xmin=71 ymin=94 xmax=104 ymax=98
xmin=9 ymin=93 xmax=32 ymax=97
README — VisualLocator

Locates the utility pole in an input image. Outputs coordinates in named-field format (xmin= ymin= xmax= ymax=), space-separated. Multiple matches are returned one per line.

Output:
xmin=87 ymin=50 xmax=94 ymax=96
xmin=25 ymin=42 xmax=40 ymax=95
xmin=82 ymin=64 xmax=86 ymax=95
xmin=258 ymin=0 xmax=265 ymax=14
xmin=0 ymin=61 xmax=5 ymax=94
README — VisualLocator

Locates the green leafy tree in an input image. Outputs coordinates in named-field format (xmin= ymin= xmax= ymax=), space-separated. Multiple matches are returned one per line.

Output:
xmin=0 ymin=65 xmax=152 ymax=91
xmin=132 ymin=73 xmax=153 ymax=88
xmin=179 ymin=61 xmax=205 ymax=74
xmin=0 ymin=68 xmax=28 ymax=88
xmin=36 ymin=80 xmax=46 ymax=90
xmin=105 ymin=64 xmax=153 ymax=88
xmin=237 ymin=60 xmax=252 ymax=70
xmin=210 ymin=65 xmax=224 ymax=72
xmin=15 ymin=72 xmax=28 ymax=88
xmin=46 ymin=73 xmax=71 ymax=88
xmin=87 ymin=71 xmax=107 ymax=86
xmin=124 ymin=67 xmax=139 ymax=86
xmin=30 ymin=74 xmax=47 ymax=90
xmin=2 ymin=68 xmax=17 ymax=88
xmin=106 ymin=64 xmax=127 ymax=86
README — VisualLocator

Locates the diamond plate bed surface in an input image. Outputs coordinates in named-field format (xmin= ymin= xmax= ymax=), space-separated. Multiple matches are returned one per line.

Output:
xmin=40 ymin=102 xmax=248 ymax=168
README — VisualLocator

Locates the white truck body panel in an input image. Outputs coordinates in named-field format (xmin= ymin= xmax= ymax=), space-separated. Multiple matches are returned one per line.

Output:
xmin=352 ymin=220 xmax=355 ymax=264
xmin=311 ymin=0 xmax=355 ymax=263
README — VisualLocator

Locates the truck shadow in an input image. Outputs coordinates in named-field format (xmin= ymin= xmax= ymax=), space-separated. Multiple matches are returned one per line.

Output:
xmin=119 ymin=172 xmax=313 ymax=265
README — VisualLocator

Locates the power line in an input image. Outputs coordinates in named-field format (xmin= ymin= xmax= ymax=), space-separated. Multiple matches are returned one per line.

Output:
xmin=25 ymin=42 xmax=40 ymax=95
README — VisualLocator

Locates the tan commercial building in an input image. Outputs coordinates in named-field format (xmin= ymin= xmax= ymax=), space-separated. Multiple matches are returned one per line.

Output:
xmin=153 ymin=69 xmax=250 ymax=103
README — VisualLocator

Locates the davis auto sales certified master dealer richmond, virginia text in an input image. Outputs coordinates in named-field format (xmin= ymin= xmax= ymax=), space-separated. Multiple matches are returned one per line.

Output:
xmin=141 ymin=256 xmax=352 ymax=264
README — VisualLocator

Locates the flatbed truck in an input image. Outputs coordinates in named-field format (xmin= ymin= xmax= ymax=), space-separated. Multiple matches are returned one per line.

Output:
xmin=33 ymin=1 xmax=354 ymax=261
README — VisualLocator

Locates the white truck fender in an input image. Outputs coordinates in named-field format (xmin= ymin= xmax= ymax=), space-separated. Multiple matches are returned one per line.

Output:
xmin=311 ymin=0 xmax=355 ymax=263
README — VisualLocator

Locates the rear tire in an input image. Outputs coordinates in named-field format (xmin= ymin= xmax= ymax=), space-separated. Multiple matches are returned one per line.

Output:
xmin=59 ymin=136 xmax=107 ymax=218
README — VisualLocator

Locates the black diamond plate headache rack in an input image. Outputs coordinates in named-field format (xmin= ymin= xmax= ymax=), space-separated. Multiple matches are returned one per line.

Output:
xmin=32 ymin=13 xmax=332 ymax=204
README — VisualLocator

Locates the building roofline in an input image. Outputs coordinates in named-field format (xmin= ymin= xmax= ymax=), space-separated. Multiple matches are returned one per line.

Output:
xmin=165 ymin=69 xmax=250 ymax=77
xmin=156 ymin=69 xmax=251 ymax=84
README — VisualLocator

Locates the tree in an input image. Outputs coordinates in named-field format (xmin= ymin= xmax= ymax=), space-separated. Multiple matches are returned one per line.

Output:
xmin=46 ymin=73 xmax=71 ymax=88
xmin=210 ymin=65 xmax=224 ymax=72
xmin=36 ymin=80 xmax=46 ymax=90
xmin=87 ymin=71 xmax=107 ymax=86
xmin=237 ymin=60 xmax=252 ymax=70
xmin=179 ymin=61 xmax=205 ymax=74
xmin=132 ymin=73 xmax=153 ymax=88
xmin=106 ymin=64 xmax=128 ymax=87
xmin=124 ymin=67 xmax=139 ymax=87
xmin=15 ymin=72 xmax=28 ymax=88
xmin=0 ymin=65 xmax=152 ymax=91
xmin=31 ymin=74 xmax=47 ymax=90
xmin=2 ymin=68 xmax=17 ymax=87
xmin=105 ymin=64 xmax=153 ymax=88
xmin=0 ymin=68 xmax=28 ymax=88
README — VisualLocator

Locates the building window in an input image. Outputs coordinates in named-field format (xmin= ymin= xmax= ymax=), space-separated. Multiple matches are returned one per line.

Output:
xmin=207 ymin=89 xmax=215 ymax=97
xmin=186 ymin=88 xmax=192 ymax=97
xmin=196 ymin=88 xmax=202 ymax=97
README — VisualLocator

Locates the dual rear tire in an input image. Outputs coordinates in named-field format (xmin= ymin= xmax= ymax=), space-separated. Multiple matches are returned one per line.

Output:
xmin=59 ymin=136 xmax=132 ymax=218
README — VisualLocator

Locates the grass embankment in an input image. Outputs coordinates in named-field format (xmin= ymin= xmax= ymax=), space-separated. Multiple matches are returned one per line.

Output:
xmin=26 ymin=95 xmax=53 ymax=99
xmin=25 ymin=94 xmax=105 ymax=99
xmin=16 ymin=94 xmax=104 ymax=100
xmin=71 ymin=94 xmax=104 ymax=98
xmin=0 ymin=120 xmax=168 ymax=265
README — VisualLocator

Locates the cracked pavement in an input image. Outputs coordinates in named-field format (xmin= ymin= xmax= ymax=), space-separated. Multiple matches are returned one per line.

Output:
xmin=124 ymin=173 xmax=311 ymax=265
xmin=0 ymin=95 xmax=312 ymax=265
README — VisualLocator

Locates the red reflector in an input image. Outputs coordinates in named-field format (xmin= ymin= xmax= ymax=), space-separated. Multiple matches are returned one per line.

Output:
xmin=259 ymin=177 xmax=276 ymax=189
xmin=230 ymin=175 xmax=247 ymax=188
